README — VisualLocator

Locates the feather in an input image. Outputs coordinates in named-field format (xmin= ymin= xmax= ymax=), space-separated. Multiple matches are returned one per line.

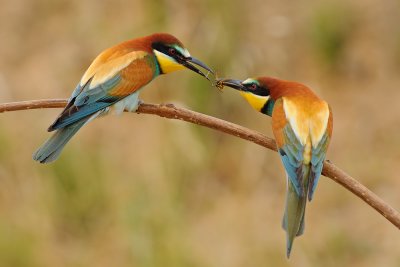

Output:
xmin=33 ymin=117 xmax=90 ymax=163
xmin=282 ymin=165 xmax=310 ymax=258
xmin=48 ymin=54 xmax=156 ymax=131
xmin=279 ymin=124 xmax=305 ymax=196
xmin=308 ymin=131 xmax=330 ymax=200
xmin=272 ymin=98 xmax=324 ymax=257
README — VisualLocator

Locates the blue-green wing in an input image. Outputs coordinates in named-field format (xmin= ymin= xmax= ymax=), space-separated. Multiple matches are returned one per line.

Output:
xmin=48 ymin=53 xmax=156 ymax=131
xmin=308 ymin=132 xmax=330 ymax=201
xmin=48 ymin=75 xmax=123 ymax=131
xmin=278 ymin=124 xmax=305 ymax=197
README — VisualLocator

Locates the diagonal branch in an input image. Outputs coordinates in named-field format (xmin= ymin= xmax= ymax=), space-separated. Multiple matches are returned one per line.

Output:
xmin=1 ymin=99 xmax=399 ymax=229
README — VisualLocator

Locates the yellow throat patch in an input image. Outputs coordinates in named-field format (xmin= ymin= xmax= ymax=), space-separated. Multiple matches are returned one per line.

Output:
xmin=240 ymin=91 xmax=270 ymax=112
xmin=154 ymin=50 xmax=185 ymax=74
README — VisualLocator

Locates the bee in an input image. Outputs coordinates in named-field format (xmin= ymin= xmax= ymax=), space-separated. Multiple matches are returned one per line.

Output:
xmin=212 ymin=73 xmax=225 ymax=92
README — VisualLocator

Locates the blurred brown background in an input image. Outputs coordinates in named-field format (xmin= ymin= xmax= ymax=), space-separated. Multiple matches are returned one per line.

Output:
xmin=1 ymin=0 xmax=400 ymax=266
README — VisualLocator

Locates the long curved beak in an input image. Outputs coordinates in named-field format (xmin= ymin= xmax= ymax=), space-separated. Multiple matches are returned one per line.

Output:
xmin=217 ymin=78 xmax=246 ymax=91
xmin=183 ymin=57 xmax=214 ymax=81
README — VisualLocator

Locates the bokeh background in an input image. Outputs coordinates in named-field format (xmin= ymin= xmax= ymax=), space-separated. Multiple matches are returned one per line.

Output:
xmin=1 ymin=0 xmax=400 ymax=266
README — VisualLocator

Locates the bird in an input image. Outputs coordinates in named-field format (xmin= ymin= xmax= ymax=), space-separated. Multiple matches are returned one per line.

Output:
xmin=216 ymin=76 xmax=333 ymax=257
xmin=33 ymin=33 xmax=214 ymax=163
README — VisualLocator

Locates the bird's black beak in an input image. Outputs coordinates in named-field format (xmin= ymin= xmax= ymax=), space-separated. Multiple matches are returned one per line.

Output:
xmin=182 ymin=57 xmax=214 ymax=81
xmin=216 ymin=78 xmax=246 ymax=91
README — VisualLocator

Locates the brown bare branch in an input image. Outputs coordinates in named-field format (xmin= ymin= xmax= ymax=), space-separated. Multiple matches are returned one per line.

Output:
xmin=1 ymin=99 xmax=399 ymax=229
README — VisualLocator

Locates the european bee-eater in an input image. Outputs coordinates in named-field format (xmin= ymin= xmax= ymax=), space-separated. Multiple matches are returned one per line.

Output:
xmin=33 ymin=33 xmax=214 ymax=163
xmin=217 ymin=77 xmax=333 ymax=257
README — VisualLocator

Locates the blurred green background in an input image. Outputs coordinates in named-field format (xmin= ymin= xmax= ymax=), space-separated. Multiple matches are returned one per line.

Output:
xmin=1 ymin=0 xmax=400 ymax=266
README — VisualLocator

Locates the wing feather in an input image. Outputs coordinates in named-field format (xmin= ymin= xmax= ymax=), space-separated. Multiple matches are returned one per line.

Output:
xmin=308 ymin=107 xmax=333 ymax=200
xmin=48 ymin=52 xmax=156 ymax=131
xmin=273 ymin=98 xmax=332 ymax=200
xmin=273 ymin=99 xmax=305 ymax=196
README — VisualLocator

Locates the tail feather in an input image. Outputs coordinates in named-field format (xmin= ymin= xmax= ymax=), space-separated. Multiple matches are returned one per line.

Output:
xmin=282 ymin=165 xmax=310 ymax=258
xmin=296 ymin=212 xmax=305 ymax=237
xmin=33 ymin=119 xmax=88 ymax=163
xmin=282 ymin=180 xmax=307 ymax=258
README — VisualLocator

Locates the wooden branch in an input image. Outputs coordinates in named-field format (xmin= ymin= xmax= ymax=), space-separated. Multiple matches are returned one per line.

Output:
xmin=1 ymin=99 xmax=399 ymax=230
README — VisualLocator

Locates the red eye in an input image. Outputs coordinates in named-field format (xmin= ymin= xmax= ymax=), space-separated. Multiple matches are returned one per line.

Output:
xmin=169 ymin=48 xmax=176 ymax=55
xmin=250 ymin=84 xmax=257 ymax=90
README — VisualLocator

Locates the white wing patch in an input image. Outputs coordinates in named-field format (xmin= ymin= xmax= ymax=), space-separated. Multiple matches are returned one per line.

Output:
xmin=80 ymin=51 xmax=148 ymax=88
xmin=283 ymin=97 xmax=329 ymax=148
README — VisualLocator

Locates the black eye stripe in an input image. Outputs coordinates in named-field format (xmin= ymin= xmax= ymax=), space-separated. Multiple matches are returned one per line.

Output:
xmin=244 ymin=83 xmax=270 ymax=96
xmin=152 ymin=42 xmax=183 ymax=60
